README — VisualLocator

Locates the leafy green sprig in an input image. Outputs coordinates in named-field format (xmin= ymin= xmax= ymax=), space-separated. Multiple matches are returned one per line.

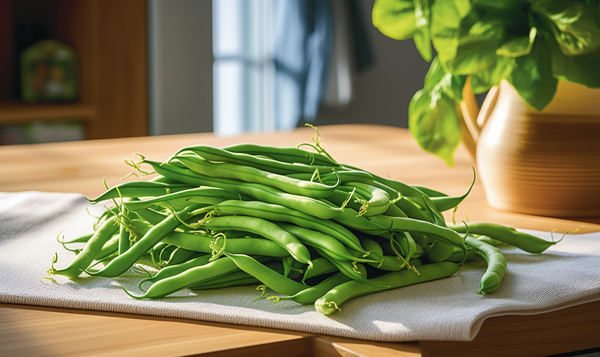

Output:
xmin=373 ymin=0 xmax=600 ymax=165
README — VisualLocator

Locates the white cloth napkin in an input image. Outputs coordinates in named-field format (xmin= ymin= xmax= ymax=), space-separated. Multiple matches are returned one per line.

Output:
xmin=1 ymin=191 xmax=599 ymax=342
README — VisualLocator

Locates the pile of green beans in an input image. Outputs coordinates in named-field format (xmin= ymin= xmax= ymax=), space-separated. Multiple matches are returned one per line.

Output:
xmin=46 ymin=127 xmax=562 ymax=315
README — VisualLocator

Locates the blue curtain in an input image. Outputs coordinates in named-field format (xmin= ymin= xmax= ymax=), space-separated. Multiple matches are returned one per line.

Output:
xmin=272 ymin=0 xmax=333 ymax=130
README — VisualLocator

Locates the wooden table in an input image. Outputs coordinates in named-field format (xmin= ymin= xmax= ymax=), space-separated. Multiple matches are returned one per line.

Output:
xmin=1 ymin=124 xmax=599 ymax=357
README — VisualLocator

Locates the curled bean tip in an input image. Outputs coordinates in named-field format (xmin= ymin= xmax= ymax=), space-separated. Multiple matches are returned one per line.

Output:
xmin=326 ymin=301 xmax=341 ymax=312
xmin=40 ymin=276 xmax=58 ymax=285
xmin=266 ymin=296 xmax=281 ymax=304
xmin=252 ymin=285 xmax=268 ymax=303
xmin=119 ymin=284 xmax=142 ymax=300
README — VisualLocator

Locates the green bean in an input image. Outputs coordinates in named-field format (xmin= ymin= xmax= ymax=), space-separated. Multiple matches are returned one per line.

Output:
xmin=88 ymin=204 xmax=203 ymax=277
xmin=224 ymin=143 xmax=341 ymax=167
xmin=207 ymin=200 xmax=370 ymax=256
xmin=314 ymin=261 xmax=461 ymax=315
xmin=445 ymin=245 xmax=477 ymax=263
xmin=384 ymin=203 xmax=408 ymax=217
xmin=174 ymin=145 xmax=337 ymax=175
xmin=426 ymin=240 xmax=455 ymax=263
xmin=224 ymin=253 xmax=307 ymax=296
xmin=199 ymin=215 xmax=312 ymax=266
xmin=284 ymin=256 xmax=307 ymax=281
xmin=143 ymin=160 xmax=343 ymax=220
xmin=96 ymin=234 xmax=119 ymax=261
xmin=369 ymin=179 xmax=434 ymax=223
xmin=190 ymin=276 xmax=260 ymax=290
xmin=368 ymin=255 xmax=406 ymax=271
xmin=369 ymin=215 xmax=467 ymax=263
xmin=162 ymin=231 xmax=290 ymax=258
xmin=50 ymin=216 xmax=119 ymax=278
xmin=173 ymin=154 xmax=339 ymax=199
xmin=123 ymin=187 xmax=245 ymax=211
xmin=164 ymin=247 xmax=198 ymax=266
xmin=287 ymin=170 xmax=373 ymax=185
xmin=130 ymin=206 xmax=168 ymax=226
xmin=314 ymin=248 xmax=389 ymax=289
xmin=447 ymin=222 xmax=560 ymax=254
xmin=465 ymin=237 xmax=507 ymax=294
xmin=139 ymin=253 xmax=213 ymax=290
xmin=360 ymin=238 xmax=384 ymax=259
xmin=87 ymin=181 xmax=193 ymax=204
xmin=118 ymin=206 xmax=131 ymax=255
xmin=326 ymin=208 xmax=389 ymax=235
xmin=412 ymin=186 xmax=447 ymax=198
xmin=278 ymin=224 xmax=379 ymax=264
xmin=123 ymin=256 xmax=241 ymax=299
xmin=302 ymin=257 xmax=337 ymax=284
xmin=428 ymin=171 xmax=475 ymax=212
xmin=339 ymin=182 xmax=389 ymax=217
xmin=188 ymin=269 xmax=264 ymax=290
xmin=476 ymin=236 xmax=506 ymax=247
xmin=58 ymin=232 xmax=94 ymax=245
xmin=269 ymin=272 xmax=352 ymax=305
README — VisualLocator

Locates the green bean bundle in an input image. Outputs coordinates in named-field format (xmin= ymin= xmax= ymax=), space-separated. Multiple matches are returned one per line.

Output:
xmin=46 ymin=126 xmax=561 ymax=316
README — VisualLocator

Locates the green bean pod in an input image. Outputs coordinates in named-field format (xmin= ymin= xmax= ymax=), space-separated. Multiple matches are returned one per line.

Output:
xmin=162 ymin=231 xmax=290 ymax=258
xmin=270 ymin=272 xmax=352 ymax=305
xmin=207 ymin=200 xmax=370 ymax=256
xmin=447 ymin=222 xmax=560 ymax=254
xmin=314 ymin=261 xmax=461 ymax=315
xmin=124 ymin=256 xmax=241 ymax=299
xmin=465 ymin=237 xmax=507 ymax=294
xmin=314 ymin=248 xmax=389 ymax=289
xmin=51 ymin=216 xmax=119 ymax=278
xmin=302 ymin=257 xmax=337 ymax=284
xmin=173 ymin=154 xmax=339 ymax=199
xmin=340 ymin=182 xmax=389 ymax=217
xmin=174 ymin=145 xmax=337 ymax=175
xmin=224 ymin=143 xmax=341 ymax=167
xmin=143 ymin=160 xmax=343 ymax=220
xmin=123 ymin=187 xmax=245 ymax=211
xmin=327 ymin=208 xmax=390 ymax=235
xmin=286 ymin=170 xmax=374 ymax=185
xmin=87 ymin=181 xmax=193 ymax=204
xmin=188 ymin=268 xmax=277 ymax=290
xmin=139 ymin=253 xmax=213 ymax=290
xmin=278 ymin=224 xmax=379 ymax=264
xmin=88 ymin=204 xmax=203 ymax=277
xmin=200 ymin=215 xmax=312 ymax=266
xmin=224 ymin=253 xmax=307 ymax=296
xmin=369 ymin=215 xmax=467 ymax=264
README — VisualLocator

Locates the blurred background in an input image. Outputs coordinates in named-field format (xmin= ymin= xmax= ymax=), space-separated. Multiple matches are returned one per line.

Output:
xmin=0 ymin=0 xmax=430 ymax=145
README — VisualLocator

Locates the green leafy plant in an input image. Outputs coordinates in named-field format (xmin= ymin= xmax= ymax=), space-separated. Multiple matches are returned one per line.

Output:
xmin=373 ymin=0 xmax=600 ymax=166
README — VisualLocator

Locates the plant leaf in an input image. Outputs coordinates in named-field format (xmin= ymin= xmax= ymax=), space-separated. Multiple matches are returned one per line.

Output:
xmin=424 ymin=57 xmax=466 ymax=101
xmin=409 ymin=89 xmax=461 ymax=167
xmin=507 ymin=34 xmax=558 ymax=111
xmin=424 ymin=57 xmax=446 ymax=90
xmin=413 ymin=0 xmax=433 ymax=61
xmin=430 ymin=0 xmax=472 ymax=65
xmin=472 ymin=0 xmax=524 ymax=10
xmin=496 ymin=27 xmax=537 ymax=57
xmin=372 ymin=0 xmax=418 ymax=41
xmin=552 ymin=48 xmax=600 ymax=87
xmin=532 ymin=0 xmax=600 ymax=56
xmin=471 ymin=55 xmax=516 ymax=93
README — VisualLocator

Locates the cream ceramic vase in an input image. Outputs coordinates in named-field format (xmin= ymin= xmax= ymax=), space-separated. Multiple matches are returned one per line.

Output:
xmin=460 ymin=80 xmax=600 ymax=217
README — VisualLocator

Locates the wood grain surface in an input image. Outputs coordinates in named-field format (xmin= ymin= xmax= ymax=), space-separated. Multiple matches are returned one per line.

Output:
xmin=1 ymin=124 xmax=599 ymax=356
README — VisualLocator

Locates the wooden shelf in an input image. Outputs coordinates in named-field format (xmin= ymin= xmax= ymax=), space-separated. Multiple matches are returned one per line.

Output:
xmin=0 ymin=101 xmax=96 ymax=124
xmin=0 ymin=0 xmax=148 ymax=141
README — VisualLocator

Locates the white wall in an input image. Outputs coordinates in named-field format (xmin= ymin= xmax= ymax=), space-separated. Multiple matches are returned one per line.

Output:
xmin=148 ymin=0 xmax=213 ymax=135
